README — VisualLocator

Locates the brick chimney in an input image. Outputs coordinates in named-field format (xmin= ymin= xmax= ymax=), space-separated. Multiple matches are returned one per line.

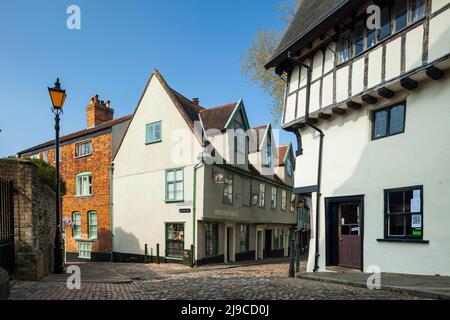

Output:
xmin=86 ymin=95 xmax=114 ymax=127
xmin=192 ymin=98 xmax=200 ymax=106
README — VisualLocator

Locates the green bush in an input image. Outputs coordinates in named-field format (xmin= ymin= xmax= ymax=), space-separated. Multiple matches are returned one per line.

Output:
xmin=30 ymin=158 xmax=67 ymax=195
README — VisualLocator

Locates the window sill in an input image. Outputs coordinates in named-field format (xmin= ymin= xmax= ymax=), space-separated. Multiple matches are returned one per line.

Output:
xmin=165 ymin=199 xmax=184 ymax=204
xmin=166 ymin=256 xmax=183 ymax=261
xmin=75 ymin=195 xmax=93 ymax=199
xmin=377 ymin=238 xmax=429 ymax=244
xmin=145 ymin=140 xmax=162 ymax=145
xmin=75 ymin=154 xmax=92 ymax=160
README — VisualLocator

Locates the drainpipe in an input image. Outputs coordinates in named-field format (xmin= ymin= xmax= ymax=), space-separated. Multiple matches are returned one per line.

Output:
xmin=192 ymin=160 xmax=203 ymax=267
xmin=109 ymin=164 xmax=114 ymax=262
xmin=288 ymin=52 xmax=324 ymax=272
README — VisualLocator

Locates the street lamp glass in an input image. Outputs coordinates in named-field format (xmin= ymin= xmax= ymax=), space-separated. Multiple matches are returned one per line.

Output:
xmin=48 ymin=78 xmax=66 ymax=109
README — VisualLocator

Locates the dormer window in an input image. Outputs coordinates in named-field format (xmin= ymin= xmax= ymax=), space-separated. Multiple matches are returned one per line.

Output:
xmin=265 ymin=134 xmax=272 ymax=167
xmin=286 ymin=156 xmax=293 ymax=177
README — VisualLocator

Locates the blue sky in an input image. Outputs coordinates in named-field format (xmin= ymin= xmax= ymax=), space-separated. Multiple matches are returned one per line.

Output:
xmin=0 ymin=0 xmax=293 ymax=157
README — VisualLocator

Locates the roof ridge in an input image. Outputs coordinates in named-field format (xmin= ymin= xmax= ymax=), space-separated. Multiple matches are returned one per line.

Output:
xmin=204 ymin=102 xmax=237 ymax=111
xmin=17 ymin=114 xmax=133 ymax=155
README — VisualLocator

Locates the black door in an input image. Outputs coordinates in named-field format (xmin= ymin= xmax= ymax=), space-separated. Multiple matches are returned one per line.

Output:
xmin=0 ymin=179 xmax=15 ymax=274
xmin=264 ymin=229 xmax=272 ymax=258
xmin=227 ymin=227 xmax=232 ymax=262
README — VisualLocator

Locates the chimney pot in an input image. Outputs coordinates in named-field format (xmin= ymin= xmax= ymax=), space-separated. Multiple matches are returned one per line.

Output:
xmin=87 ymin=95 xmax=114 ymax=128
xmin=192 ymin=98 xmax=200 ymax=105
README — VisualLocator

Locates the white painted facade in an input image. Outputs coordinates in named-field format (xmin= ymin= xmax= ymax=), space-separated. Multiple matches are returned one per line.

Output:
xmin=112 ymin=71 xmax=296 ymax=264
xmin=277 ymin=1 xmax=450 ymax=275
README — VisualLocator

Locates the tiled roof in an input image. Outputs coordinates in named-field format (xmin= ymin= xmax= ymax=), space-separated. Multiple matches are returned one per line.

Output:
xmin=276 ymin=145 xmax=289 ymax=166
xmin=17 ymin=114 xmax=132 ymax=155
xmin=199 ymin=102 xmax=237 ymax=132
xmin=250 ymin=124 xmax=269 ymax=152
xmin=266 ymin=0 xmax=358 ymax=68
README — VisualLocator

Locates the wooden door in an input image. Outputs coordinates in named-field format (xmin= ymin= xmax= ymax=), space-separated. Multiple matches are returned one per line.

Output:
xmin=338 ymin=203 xmax=361 ymax=269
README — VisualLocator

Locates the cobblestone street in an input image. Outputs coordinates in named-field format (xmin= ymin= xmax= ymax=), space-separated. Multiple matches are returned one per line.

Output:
xmin=10 ymin=261 xmax=423 ymax=300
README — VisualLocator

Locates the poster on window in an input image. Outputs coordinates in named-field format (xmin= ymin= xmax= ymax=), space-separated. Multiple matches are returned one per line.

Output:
xmin=411 ymin=189 xmax=421 ymax=213
xmin=411 ymin=214 xmax=422 ymax=228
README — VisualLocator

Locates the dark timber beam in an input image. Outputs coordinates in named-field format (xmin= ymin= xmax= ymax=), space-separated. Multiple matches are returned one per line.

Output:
xmin=306 ymin=117 xmax=318 ymax=124
xmin=401 ymin=77 xmax=418 ymax=90
xmin=362 ymin=94 xmax=378 ymax=105
xmin=318 ymin=112 xmax=332 ymax=120
xmin=426 ymin=66 xmax=444 ymax=81
xmin=332 ymin=107 xmax=346 ymax=115
xmin=346 ymin=100 xmax=362 ymax=110
xmin=378 ymin=87 xmax=396 ymax=99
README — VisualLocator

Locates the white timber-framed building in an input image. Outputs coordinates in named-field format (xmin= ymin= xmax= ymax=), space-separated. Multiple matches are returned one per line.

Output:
xmin=266 ymin=0 xmax=450 ymax=275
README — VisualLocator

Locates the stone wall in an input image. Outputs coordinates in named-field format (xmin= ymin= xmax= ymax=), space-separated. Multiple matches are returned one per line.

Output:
xmin=0 ymin=159 xmax=56 ymax=280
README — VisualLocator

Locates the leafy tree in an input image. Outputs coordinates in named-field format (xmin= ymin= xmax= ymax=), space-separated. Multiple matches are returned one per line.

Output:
xmin=30 ymin=158 xmax=67 ymax=195
xmin=241 ymin=0 xmax=301 ymax=123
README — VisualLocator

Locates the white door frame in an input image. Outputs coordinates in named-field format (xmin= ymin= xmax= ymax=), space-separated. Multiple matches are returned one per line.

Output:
xmin=255 ymin=226 xmax=264 ymax=260
xmin=224 ymin=223 xmax=235 ymax=263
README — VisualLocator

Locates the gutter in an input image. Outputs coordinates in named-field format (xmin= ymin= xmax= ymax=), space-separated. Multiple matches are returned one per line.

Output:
xmin=288 ymin=53 xmax=324 ymax=272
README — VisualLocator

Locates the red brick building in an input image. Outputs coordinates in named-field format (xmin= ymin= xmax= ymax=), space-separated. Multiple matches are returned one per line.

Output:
xmin=18 ymin=96 xmax=131 ymax=261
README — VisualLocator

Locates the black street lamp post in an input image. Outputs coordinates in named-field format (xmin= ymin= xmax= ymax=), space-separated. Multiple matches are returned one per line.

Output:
xmin=48 ymin=78 xmax=66 ymax=274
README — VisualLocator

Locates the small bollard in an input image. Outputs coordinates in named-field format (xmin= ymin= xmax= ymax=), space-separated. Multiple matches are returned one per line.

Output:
xmin=190 ymin=244 xmax=194 ymax=268
xmin=144 ymin=244 xmax=148 ymax=263
xmin=156 ymin=243 xmax=160 ymax=264
xmin=150 ymin=248 xmax=153 ymax=263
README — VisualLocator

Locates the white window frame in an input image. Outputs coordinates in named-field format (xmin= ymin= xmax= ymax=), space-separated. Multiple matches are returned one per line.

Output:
xmin=72 ymin=212 xmax=81 ymax=240
xmin=271 ymin=187 xmax=277 ymax=209
xmin=281 ymin=190 xmax=287 ymax=211
xmin=75 ymin=140 xmax=93 ymax=158
xmin=259 ymin=183 xmax=266 ymax=208
xmin=76 ymin=172 xmax=93 ymax=197
xmin=146 ymin=121 xmax=162 ymax=144
xmin=88 ymin=211 xmax=98 ymax=240
xmin=78 ymin=241 xmax=92 ymax=259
